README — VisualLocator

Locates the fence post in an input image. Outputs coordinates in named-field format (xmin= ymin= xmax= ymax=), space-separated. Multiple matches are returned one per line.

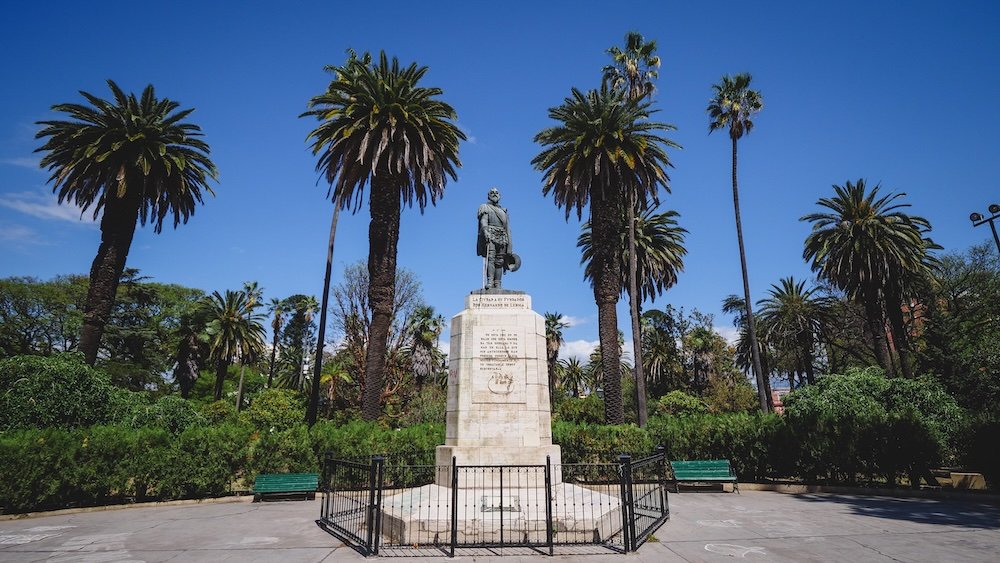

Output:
xmin=544 ymin=455 xmax=554 ymax=556
xmin=619 ymin=454 xmax=634 ymax=553
xmin=372 ymin=455 xmax=385 ymax=556
xmin=450 ymin=456 xmax=458 ymax=558
xmin=365 ymin=456 xmax=378 ymax=555
xmin=656 ymin=445 xmax=669 ymax=520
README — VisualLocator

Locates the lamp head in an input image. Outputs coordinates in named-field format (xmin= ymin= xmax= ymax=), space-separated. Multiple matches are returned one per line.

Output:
xmin=989 ymin=203 xmax=1000 ymax=215
xmin=971 ymin=212 xmax=984 ymax=223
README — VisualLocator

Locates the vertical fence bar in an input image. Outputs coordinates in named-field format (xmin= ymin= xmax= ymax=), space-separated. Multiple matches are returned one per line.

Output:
xmin=657 ymin=445 xmax=669 ymax=520
xmin=364 ymin=457 xmax=378 ymax=555
xmin=499 ymin=466 xmax=504 ymax=545
xmin=450 ymin=457 xmax=458 ymax=558
xmin=372 ymin=456 xmax=384 ymax=556
xmin=619 ymin=454 xmax=634 ymax=553
xmin=544 ymin=456 xmax=554 ymax=556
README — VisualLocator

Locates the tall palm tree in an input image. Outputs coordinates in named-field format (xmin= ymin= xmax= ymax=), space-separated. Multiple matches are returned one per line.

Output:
xmin=707 ymin=73 xmax=767 ymax=412
xmin=801 ymin=180 xmax=937 ymax=377
xmin=533 ymin=87 xmax=674 ymax=424
xmin=266 ymin=297 xmax=286 ymax=387
xmin=302 ymin=49 xmax=371 ymax=426
xmin=302 ymin=51 xmax=464 ymax=421
xmin=601 ymin=31 xmax=678 ymax=427
xmin=544 ymin=312 xmax=569 ymax=407
xmin=35 ymin=80 xmax=217 ymax=365
xmin=756 ymin=277 xmax=832 ymax=386
xmin=204 ymin=289 xmax=265 ymax=401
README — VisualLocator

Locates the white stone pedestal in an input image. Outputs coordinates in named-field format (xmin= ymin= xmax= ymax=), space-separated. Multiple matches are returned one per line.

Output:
xmin=434 ymin=291 xmax=562 ymax=486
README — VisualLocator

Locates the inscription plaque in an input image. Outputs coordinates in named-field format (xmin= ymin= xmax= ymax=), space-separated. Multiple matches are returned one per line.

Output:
xmin=471 ymin=326 xmax=526 ymax=404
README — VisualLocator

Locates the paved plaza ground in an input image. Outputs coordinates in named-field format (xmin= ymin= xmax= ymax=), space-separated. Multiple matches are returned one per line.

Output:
xmin=1 ymin=490 xmax=998 ymax=562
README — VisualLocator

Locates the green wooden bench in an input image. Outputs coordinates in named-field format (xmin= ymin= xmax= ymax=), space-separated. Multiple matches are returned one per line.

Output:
xmin=669 ymin=460 xmax=739 ymax=493
xmin=253 ymin=473 xmax=319 ymax=501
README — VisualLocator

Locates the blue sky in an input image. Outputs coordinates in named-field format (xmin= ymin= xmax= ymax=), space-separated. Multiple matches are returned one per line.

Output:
xmin=1 ymin=1 xmax=998 ymax=360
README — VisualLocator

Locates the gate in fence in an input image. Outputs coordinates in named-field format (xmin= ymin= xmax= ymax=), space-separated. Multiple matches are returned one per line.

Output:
xmin=317 ymin=448 xmax=669 ymax=557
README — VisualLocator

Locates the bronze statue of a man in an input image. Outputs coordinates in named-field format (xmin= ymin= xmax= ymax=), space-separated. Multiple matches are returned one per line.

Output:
xmin=477 ymin=187 xmax=520 ymax=289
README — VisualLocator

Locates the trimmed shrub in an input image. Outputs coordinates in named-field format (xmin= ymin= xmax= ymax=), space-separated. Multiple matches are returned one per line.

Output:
xmin=646 ymin=413 xmax=776 ymax=481
xmin=0 ymin=354 xmax=118 ymax=430
xmin=240 ymin=389 xmax=305 ymax=432
xmin=654 ymin=390 xmax=709 ymax=416
xmin=248 ymin=425 xmax=317 ymax=478
xmin=552 ymin=421 xmax=653 ymax=463
xmin=554 ymin=394 xmax=605 ymax=424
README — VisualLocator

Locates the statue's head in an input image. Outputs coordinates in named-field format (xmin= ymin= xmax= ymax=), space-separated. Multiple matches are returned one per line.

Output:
xmin=488 ymin=187 xmax=500 ymax=204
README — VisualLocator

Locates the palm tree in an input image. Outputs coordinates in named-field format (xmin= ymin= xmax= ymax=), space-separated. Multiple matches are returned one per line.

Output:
xmin=35 ymin=80 xmax=217 ymax=365
xmin=579 ymin=208 xmax=688 ymax=302
xmin=302 ymin=49 xmax=371 ymax=426
xmin=601 ymin=31 xmax=679 ymax=428
xmin=557 ymin=357 xmax=588 ymax=397
xmin=266 ymin=297 xmax=286 ymax=387
xmin=409 ymin=305 xmax=444 ymax=391
xmin=707 ymin=73 xmax=767 ymax=412
xmin=544 ymin=312 xmax=569 ymax=407
xmin=756 ymin=277 xmax=832 ymax=386
xmin=303 ymin=51 xmax=464 ymax=421
xmin=801 ymin=180 xmax=937 ymax=377
xmin=533 ymin=87 xmax=674 ymax=424
xmin=204 ymin=289 xmax=265 ymax=401
xmin=235 ymin=281 xmax=263 ymax=411
xmin=173 ymin=302 xmax=209 ymax=398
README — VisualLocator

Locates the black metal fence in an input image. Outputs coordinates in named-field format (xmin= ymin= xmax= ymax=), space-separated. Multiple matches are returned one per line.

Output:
xmin=318 ymin=448 xmax=669 ymax=557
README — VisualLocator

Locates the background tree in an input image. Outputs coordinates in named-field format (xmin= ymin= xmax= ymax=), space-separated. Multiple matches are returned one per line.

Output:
xmin=301 ymin=51 xmax=464 ymax=421
xmin=276 ymin=294 xmax=317 ymax=391
xmin=266 ymin=297 xmax=286 ymax=387
xmin=205 ymin=289 xmax=265 ymax=401
xmin=35 ymin=80 xmax=217 ymax=366
xmin=707 ymin=72 xmax=767 ymax=412
xmin=544 ymin=312 xmax=569 ymax=407
xmin=235 ymin=281 xmax=263 ymax=410
xmin=756 ymin=277 xmax=831 ymax=387
xmin=533 ymin=87 xmax=674 ymax=424
xmin=409 ymin=305 xmax=444 ymax=391
xmin=802 ymin=179 xmax=936 ymax=377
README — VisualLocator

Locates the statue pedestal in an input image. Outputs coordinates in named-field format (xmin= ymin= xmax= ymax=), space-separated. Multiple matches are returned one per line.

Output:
xmin=434 ymin=291 xmax=561 ymax=486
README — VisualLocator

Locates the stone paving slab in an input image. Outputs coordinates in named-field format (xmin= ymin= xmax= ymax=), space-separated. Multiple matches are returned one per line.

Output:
xmin=1 ymin=490 xmax=997 ymax=562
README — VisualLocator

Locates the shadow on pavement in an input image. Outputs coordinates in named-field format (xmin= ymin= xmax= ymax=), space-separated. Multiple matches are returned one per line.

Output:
xmin=792 ymin=493 xmax=1000 ymax=529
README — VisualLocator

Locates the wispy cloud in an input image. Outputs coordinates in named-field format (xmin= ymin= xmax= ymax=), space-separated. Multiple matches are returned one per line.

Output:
xmin=0 ymin=190 xmax=99 ymax=225
xmin=561 ymin=339 xmax=598 ymax=361
xmin=559 ymin=314 xmax=587 ymax=328
xmin=457 ymin=122 xmax=477 ymax=144
xmin=0 ymin=157 xmax=41 ymax=170
xmin=0 ymin=223 xmax=50 ymax=245
xmin=715 ymin=326 xmax=740 ymax=345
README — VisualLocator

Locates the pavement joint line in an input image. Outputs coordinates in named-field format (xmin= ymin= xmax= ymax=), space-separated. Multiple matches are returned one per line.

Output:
xmin=846 ymin=535 xmax=908 ymax=563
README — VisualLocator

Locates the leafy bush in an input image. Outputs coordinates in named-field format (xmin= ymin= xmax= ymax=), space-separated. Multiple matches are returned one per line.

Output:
xmin=201 ymin=400 xmax=239 ymax=425
xmin=154 ymin=423 xmax=252 ymax=499
xmin=310 ymin=420 xmax=443 ymax=461
xmin=782 ymin=368 xmax=965 ymax=484
xmin=398 ymin=387 xmax=446 ymax=426
xmin=554 ymin=394 xmax=605 ymax=424
xmin=122 ymin=395 xmax=204 ymax=433
xmin=248 ymin=425 xmax=317 ymax=478
xmin=646 ymin=413 xmax=776 ymax=481
xmin=653 ymin=391 xmax=709 ymax=416
xmin=240 ymin=388 xmax=305 ymax=431
xmin=0 ymin=354 xmax=119 ymax=430
xmin=552 ymin=421 xmax=653 ymax=463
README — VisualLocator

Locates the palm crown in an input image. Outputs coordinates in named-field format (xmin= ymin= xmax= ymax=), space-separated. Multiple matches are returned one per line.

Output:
xmin=533 ymin=87 xmax=676 ymax=219
xmin=602 ymin=31 xmax=661 ymax=102
xmin=707 ymin=73 xmax=763 ymax=141
xmin=36 ymin=80 xmax=217 ymax=231
xmin=303 ymin=51 xmax=465 ymax=212
xmin=801 ymin=179 xmax=936 ymax=295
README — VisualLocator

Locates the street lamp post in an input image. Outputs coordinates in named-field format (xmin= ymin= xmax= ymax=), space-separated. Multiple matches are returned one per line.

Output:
xmin=970 ymin=203 xmax=1000 ymax=253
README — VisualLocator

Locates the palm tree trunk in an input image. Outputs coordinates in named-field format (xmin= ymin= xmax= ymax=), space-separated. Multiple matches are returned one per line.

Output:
xmin=884 ymin=282 xmax=914 ymax=378
xmin=267 ymin=330 xmax=280 ymax=387
xmin=362 ymin=181 xmax=400 ymax=421
xmin=79 ymin=199 xmax=140 ymax=365
xmin=213 ymin=358 xmax=230 ymax=401
xmin=307 ymin=204 xmax=341 ymax=426
xmin=627 ymin=191 xmax=648 ymax=427
xmin=862 ymin=287 xmax=894 ymax=376
xmin=592 ymin=187 xmax=624 ymax=424
xmin=730 ymin=138 xmax=769 ymax=413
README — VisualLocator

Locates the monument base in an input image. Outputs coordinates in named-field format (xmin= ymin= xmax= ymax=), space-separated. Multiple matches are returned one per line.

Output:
xmin=380 ymin=482 xmax=622 ymax=545
xmin=434 ymin=445 xmax=562 ymax=487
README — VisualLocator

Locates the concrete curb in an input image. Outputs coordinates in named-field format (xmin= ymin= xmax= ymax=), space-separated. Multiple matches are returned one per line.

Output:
xmin=740 ymin=482 xmax=1000 ymax=503
xmin=0 ymin=494 xmax=259 ymax=521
